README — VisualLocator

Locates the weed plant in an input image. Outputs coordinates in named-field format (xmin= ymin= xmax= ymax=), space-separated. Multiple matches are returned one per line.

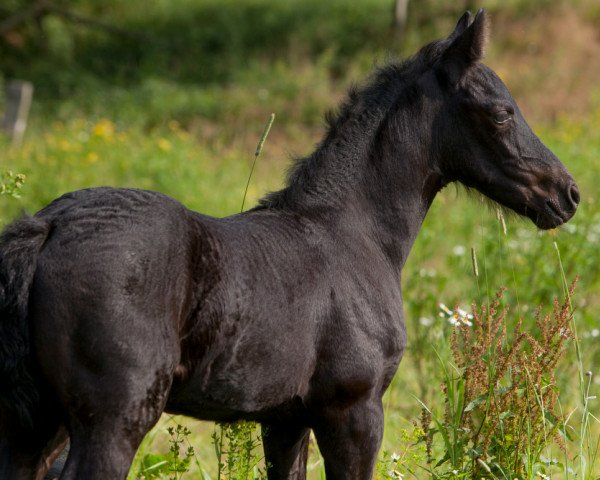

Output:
xmin=417 ymin=285 xmax=576 ymax=479
xmin=0 ymin=171 xmax=25 ymax=199
xmin=212 ymin=422 xmax=267 ymax=480
xmin=137 ymin=424 xmax=197 ymax=480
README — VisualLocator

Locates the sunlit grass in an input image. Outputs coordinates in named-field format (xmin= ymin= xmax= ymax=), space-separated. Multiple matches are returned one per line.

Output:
xmin=1 ymin=103 xmax=598 ymax=478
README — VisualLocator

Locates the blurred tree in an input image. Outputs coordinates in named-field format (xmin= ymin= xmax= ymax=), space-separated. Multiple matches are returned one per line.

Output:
xmin=0 ymin=0 xmax=52 ymax=56
xmin=0 ymin=0 xmax=141 ymax=47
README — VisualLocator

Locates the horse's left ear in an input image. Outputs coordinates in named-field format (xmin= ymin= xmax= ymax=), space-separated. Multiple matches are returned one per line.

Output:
xmin=448 ymin=11 xmax=473 ymax=40
xmin=439 ymin=9 xmax=489 ymax=85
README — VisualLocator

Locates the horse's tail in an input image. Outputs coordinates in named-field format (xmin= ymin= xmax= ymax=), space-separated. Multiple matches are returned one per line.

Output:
xmin=0 ymin=215 xmax=51 ymax=431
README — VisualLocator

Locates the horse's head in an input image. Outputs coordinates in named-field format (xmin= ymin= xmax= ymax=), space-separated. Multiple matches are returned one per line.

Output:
xmin=432 ymin=10 xmax=578 ymax=229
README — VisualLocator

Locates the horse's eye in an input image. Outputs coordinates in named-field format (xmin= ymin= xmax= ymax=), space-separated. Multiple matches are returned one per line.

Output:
xmin=493 ymin=111 xmax=512 ymax=125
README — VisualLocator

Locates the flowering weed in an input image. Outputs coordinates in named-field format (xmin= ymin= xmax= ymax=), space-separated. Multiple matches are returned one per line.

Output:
xmin=417 ymin=284 xmax=578 ymax=479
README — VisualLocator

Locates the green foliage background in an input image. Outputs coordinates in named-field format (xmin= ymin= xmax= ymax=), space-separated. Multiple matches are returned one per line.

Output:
xmin=1 ymin=0 xmax=599 ymax=477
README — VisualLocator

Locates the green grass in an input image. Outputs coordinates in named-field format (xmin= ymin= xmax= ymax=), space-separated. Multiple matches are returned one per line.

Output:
xmin=2 ymin=103 xmax=598 ymax=480
xmin=1 ymin=0 xmax=599 ymax=477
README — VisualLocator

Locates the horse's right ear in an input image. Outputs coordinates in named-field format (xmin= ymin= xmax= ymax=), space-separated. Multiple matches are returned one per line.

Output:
xmin=438 ymin=9 xmax=489 ymax=86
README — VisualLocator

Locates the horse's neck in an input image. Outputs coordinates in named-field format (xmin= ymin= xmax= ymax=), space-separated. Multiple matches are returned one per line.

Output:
xmin=324 ymin=112 xmax=440 ymax=270
xmin=366 ymin=164 xmax=441 ymax=270
xmin=291 ymin=138 xmax=439 ymax=273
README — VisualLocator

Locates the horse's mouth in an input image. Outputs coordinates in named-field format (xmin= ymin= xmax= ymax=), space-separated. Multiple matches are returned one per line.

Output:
xmin=528 ymin=199 xmax=574 ymax=230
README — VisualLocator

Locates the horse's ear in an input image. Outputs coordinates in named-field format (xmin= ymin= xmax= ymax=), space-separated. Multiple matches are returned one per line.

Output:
xmin=439 ymin=9 xmax=489 ymax=85
xmin=449 ymin=11 xmax=473 ymax=40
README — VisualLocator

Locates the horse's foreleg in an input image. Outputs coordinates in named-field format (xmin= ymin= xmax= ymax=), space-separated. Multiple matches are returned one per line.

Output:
xmin=312 ymin=398 xmax=384 ymax=480
xmin=262 ymin=422 xmax=310 ymax=480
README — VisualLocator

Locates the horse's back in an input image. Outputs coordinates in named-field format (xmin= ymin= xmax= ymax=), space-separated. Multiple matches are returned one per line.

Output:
xmin=36 ymin=187 xmax=193 ymax=251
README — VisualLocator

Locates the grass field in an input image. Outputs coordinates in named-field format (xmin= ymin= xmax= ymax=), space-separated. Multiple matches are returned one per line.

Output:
xmin=1 ymin=0 xmax=599 ymax=478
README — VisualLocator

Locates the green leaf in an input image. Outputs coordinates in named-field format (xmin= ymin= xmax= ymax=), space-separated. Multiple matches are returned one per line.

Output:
xmin=138 ymin=453 xmax=171 ymax=478
xmin=464 ymin=393 xmax=487 ymax=413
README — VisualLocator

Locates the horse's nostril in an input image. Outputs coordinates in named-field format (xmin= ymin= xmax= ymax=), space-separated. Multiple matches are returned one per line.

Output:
xmin=568 ymin=184 xmax=580 ymax=207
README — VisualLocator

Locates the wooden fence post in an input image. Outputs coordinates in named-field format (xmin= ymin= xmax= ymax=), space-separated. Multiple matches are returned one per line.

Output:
xmin=2 ymin=80 xmax=34 ymax=147
xmin=394 ymin=0 xmax=410 ymax=36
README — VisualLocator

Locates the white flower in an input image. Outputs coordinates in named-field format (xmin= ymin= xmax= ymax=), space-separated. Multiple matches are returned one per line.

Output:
xmin=419 ymin=268 xmax=437 ymax=278
xmin=387 ymin=469 xmax=403 ymax=479
xmin=440 ymin=302 xmax=473 ymax=328
xmin=419 ymin=317 xmax=433 ymax=326
xmin=439 ymin=303 xmax=453 ymax=316
xmin=452 ymin=245 xmax=466 ymax=256
xmin=559 ymin=327 xmax=570 ymax=338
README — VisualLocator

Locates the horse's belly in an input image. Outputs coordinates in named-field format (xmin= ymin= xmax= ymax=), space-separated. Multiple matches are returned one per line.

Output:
xmin=165 ymin=342 xmax=313 ymax=422
xmin=164 ymin=396 xmax=257 ymax=422
xmin=165 ymin=370 xmax=307 ymax=422
xmin=164 ymin=391 xmax=306 ymax=423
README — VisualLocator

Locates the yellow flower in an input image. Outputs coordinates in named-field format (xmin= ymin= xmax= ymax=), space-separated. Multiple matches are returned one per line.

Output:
xmin=92 ymin=119 xmax=115 ymax=139
xmin=59 ymin=139 xmax=72 ymax=151
xmin=158 ymin=138 xmax=172 ymax=152
xmin=85 ymin=152 xmax=99 ymax=164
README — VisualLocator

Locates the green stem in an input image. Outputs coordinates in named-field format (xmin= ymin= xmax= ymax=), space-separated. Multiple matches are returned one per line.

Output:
xmin=240 ymin=113 xmax=275 ymax=213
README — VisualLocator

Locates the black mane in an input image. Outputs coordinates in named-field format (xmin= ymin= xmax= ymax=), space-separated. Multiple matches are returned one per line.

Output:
xmin=255 ymin=38 xmax=450 ymax=211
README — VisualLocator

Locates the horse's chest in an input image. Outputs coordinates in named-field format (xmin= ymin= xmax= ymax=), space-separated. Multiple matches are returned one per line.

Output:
xmin=170 ymin=277 xmax=405 ymax=420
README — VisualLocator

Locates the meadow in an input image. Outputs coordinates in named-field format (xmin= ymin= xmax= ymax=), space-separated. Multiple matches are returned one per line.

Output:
xmin=1 ymin=0 xmax=599 ymax=478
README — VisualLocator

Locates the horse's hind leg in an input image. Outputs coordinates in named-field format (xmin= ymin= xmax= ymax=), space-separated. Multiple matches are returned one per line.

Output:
xmin=0 ymin=390 xmax=68 ymax=480
xmin=57 ymin=361 xmax=174 ymax=480
xmin=32 ymin=304 xmax=179 ymax=480
xmin=0 ymin=427 xmax=67 ymax=480
xmin=43 ymin=440 xmax=69 ymax=480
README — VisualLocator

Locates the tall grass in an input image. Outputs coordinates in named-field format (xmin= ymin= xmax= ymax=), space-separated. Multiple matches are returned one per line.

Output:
xmin=415 ymin=286 xmax=578 ymax=479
